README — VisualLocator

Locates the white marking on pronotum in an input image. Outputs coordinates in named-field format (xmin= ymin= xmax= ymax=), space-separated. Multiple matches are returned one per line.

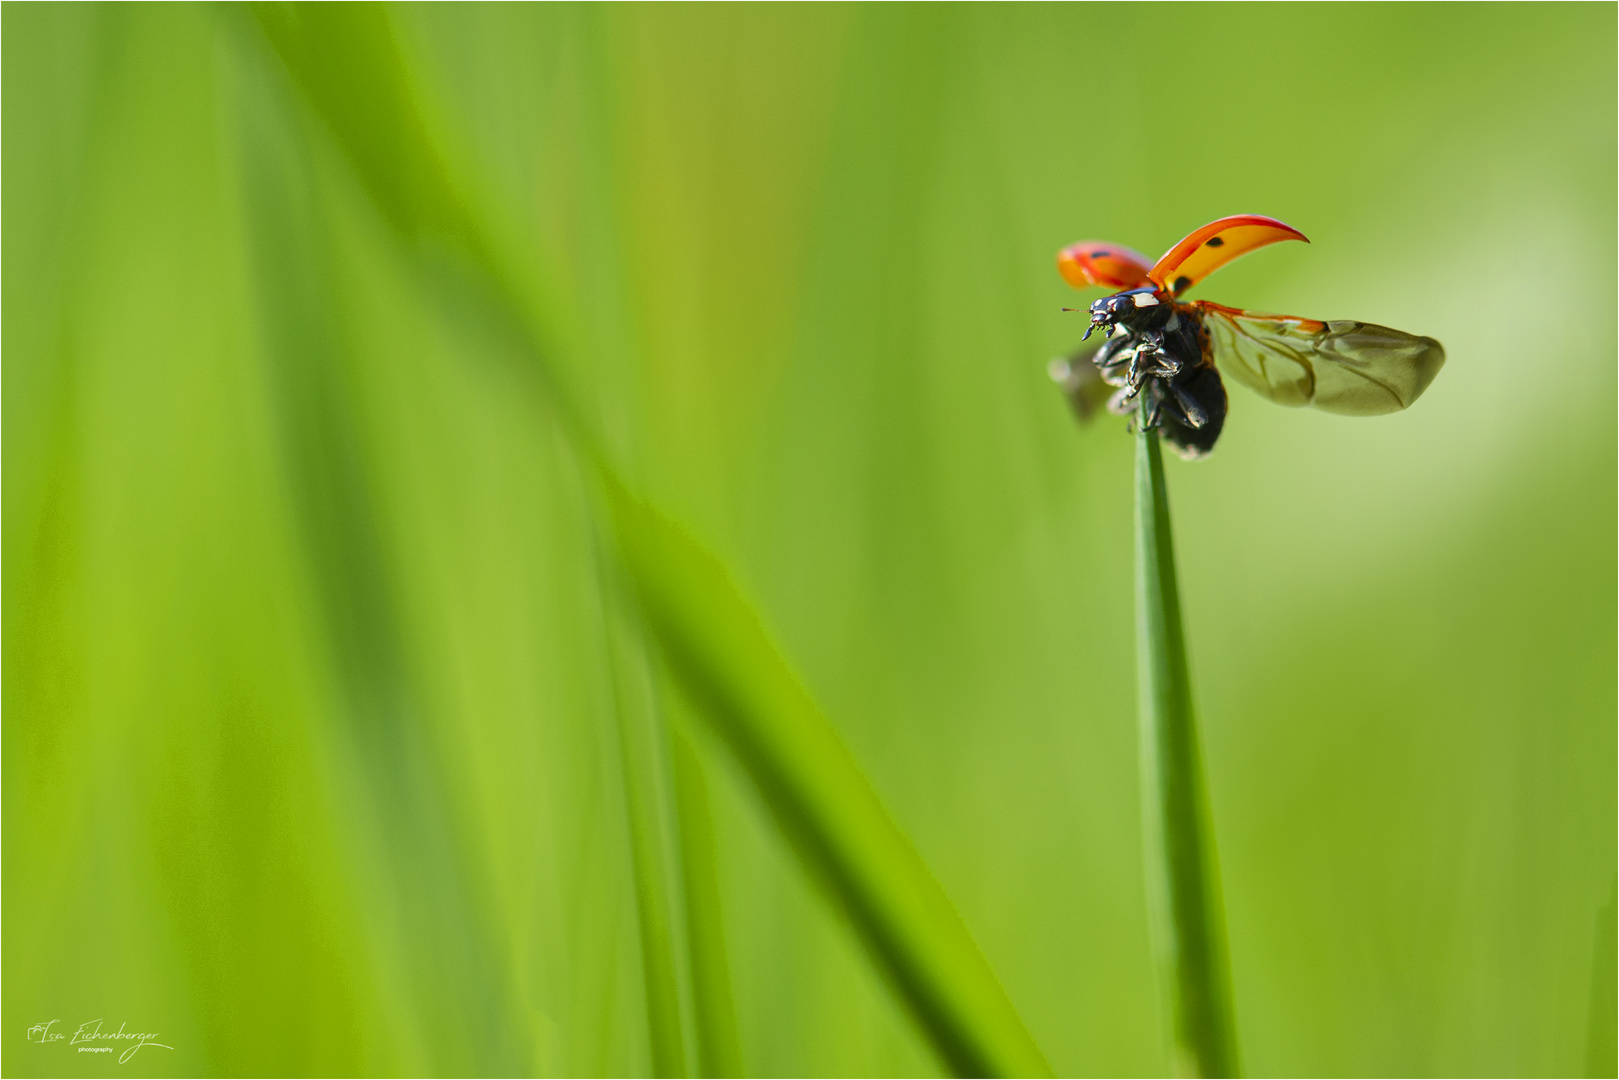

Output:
xmin=1132 ymin=291 xmax=1160 ymax=307
xmin=1164 ymin=312 xmax=1180 ymax=331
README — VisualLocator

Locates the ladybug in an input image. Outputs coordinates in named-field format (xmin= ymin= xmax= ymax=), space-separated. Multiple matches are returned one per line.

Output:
xmin=1048 ymin=215 xmax=1445 ymax=458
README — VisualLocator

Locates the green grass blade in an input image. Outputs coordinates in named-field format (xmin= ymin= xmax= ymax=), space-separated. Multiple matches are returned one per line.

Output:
xmin=1135 ymin=412 xmax=1240 ymax=1078
xmin=248 ymin=2 xmax=476 ymax=252
xmin=600 ymin=476 xmax=1052 ymax=1078
xmin=598 ymin=562 xmax=691 ymax=1078
xmin=246 ymin=7 xmax=1051 ymax=1075
xmin=671 ymin=725 xmax=746 ymax=1078
xmin=228 ymin=38 xmax=525 ymax=1070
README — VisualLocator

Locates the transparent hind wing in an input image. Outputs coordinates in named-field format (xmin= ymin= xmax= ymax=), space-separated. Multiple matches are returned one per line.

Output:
xmin=1192 ymin=301 xmax=1445 ymax=416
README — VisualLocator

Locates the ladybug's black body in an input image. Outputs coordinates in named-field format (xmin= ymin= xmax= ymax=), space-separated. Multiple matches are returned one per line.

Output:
xmin=1085 ymin=287 xmax=1227 ymax=458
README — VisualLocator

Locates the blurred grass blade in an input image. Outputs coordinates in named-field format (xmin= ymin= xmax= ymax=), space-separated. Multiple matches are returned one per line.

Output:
xmin=1135 ymin=410 xmax=1239 ymax=1078
xmin=598 ymin=555 xmax=691 ymax=1078
xmin=671 ymin=725 xmax=746 ymax=1078
xmin=1586 ymin=877 xmax=1617 ymax=1078
xmin=248 ymin=2 xmax=475 ymax=251
xmin=246 ymin=5 xmax=1050 ymax=1075
xmin=600 ymin=475 xmax=1052 ymax=1078
xmin=229 ymin=30 xmax=524 ymax=1070
xmin=247 ymin=1 xmax=589 ymax=450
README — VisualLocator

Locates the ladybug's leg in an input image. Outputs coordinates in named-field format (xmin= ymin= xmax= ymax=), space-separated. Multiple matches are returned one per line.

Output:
xmin=1131 ymin=339 xmax=1182 ymax=384
xmin=1166 ymin=381 xmax=1210 ymax=429
xmin=1126 ymin=350 xmax=1145 ymax=387
xmin=1129 ymin=345 xmax=1162 ymax=387
xmin=1142 ymin=386 xmax=1165 ymax=430
xmin=1146 ymin=355 xmax=1183 ymax=380
xmin=1093 ymin=338 xmax=1133 ymax=388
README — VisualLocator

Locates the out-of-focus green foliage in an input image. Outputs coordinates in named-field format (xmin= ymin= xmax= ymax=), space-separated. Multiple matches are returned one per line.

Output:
xmin=4 ymin=4 xmax=1614 ymax=1077
xmin=244 ymin=6 xmax=1050 ymax=1073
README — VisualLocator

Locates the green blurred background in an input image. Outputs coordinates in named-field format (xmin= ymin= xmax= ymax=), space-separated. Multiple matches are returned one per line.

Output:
xmin=5 ymin=3 xmax=1615 ymax=1076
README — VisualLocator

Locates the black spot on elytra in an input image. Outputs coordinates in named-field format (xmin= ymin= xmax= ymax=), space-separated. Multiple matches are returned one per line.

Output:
xmin=1173 ymin=275 xmax=1192 ymax=293
xmin=1091 ymin=250 xmax=1110 ymax=259
xmin=1205 ymin=236 xmax=1225 ymax=248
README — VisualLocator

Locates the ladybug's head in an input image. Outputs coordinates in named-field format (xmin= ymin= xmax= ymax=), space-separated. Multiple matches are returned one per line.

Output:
xmin=1084 ymin=286 xmax=1167 ymax=340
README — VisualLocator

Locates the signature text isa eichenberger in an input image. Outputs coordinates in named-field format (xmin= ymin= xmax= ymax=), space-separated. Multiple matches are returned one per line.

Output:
xmin=27 ymin=1018 xmax=173 ymax=1063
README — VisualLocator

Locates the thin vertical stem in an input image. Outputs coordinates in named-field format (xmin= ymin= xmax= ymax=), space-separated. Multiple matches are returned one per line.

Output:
xmin=1135 ymin=409 xmax=1240 ymax=1078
